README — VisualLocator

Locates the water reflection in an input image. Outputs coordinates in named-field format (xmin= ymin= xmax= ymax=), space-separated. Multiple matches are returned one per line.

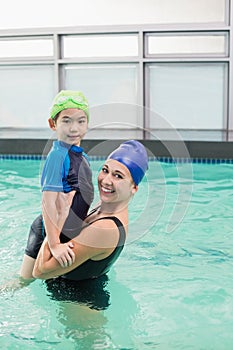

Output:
xmin=45 ymin=273 xmax=139 ymax=349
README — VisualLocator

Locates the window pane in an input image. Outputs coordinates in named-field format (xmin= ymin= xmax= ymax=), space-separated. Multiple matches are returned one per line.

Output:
xmin=64 ymin=64 xmax=142 ymax=138
xmin=63 ymin=0 xmax=226 ymax=26
xmin=148 ymin=63 xmax=226 ymax=130
xmin=0 ymin=38 xmax=54 ymax=58
xmin=131 ymin=0 xmax=226 ymax=24
xmin=126 ymin=0 xmax=226 ymax=24
xmin=147 ymin=33 xmax=227 ymax=56
xmin=63 ymin=35 xmax=138 ymax=58
xmin=0 ymin=0 xmax=226 ymax=29
xmin=0 ymin=65 xmax=55 ymax=128
xmin=61 ymin=0 xmax=225 ymax=25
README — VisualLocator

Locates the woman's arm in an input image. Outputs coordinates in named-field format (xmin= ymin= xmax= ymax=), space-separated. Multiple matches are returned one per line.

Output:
xmin=32 ymin=238 xmax=96 ymax=280
xmin=33 ymin=219 xmax=120 ymax=280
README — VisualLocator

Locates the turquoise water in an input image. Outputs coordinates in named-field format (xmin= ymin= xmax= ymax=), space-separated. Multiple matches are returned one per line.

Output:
xmin=0 ymin=159 xmax=233 ymax=350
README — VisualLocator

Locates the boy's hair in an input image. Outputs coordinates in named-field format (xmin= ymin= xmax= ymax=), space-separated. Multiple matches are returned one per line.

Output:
xmin=50 ymin=90 xmax=89 ymax=121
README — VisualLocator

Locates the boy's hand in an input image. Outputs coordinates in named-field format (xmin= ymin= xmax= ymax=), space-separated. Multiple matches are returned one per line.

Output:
xmin=50 ymin=242 xmax=75 ymax=268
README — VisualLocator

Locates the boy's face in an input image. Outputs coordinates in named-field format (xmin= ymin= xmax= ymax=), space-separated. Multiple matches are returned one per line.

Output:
xmin=48 ymin=108 xmax=88 ymax=146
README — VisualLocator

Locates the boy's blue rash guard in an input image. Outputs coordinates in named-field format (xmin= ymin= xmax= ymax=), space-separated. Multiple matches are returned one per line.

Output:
xmin=41 ymin=140 xmax=92 ymax=195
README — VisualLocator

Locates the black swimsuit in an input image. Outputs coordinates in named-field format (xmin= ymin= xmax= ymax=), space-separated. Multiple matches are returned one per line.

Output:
xmin=62 ymin=216 xmax=126 ymax=281
xmin=45 ymin=216 xmax=126 ymax=310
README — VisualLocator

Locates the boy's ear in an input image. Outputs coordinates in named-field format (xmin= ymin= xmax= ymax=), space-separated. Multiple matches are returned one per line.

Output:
xmin=48 ymin=118 xmax=56 ymax=130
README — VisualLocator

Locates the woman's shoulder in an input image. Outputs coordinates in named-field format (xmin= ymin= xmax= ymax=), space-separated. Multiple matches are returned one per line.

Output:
xmin=74 ymin=216 xmax=123 ymax=249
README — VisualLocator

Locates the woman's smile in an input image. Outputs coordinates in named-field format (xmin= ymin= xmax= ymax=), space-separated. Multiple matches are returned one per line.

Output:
xmin=101 ymin=186 xmax=114 ymax=194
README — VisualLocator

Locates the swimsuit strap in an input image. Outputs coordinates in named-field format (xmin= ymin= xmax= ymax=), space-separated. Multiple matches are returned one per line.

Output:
xmin=85 ymin=206 xmax=101 ymax=218
xmin=93 ymin=216 xmax=126 ymax=246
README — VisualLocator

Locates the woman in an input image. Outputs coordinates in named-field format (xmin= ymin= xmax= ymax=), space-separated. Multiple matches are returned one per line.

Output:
xmin=33 ymin=140 xmax=148 ymax=308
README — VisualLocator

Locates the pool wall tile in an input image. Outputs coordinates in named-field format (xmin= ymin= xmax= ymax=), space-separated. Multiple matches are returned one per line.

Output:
xmin=1 ymin=154 xmax=233 ymax=164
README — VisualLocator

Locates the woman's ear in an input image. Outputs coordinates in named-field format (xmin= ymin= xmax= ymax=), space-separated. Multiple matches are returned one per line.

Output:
xmin=131 ymin=184 xmax=138 ymax=195
xmin=48 ymin=118 xmax=56 ymax=130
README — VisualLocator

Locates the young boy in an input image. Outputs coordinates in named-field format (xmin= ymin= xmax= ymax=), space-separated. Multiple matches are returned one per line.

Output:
xmin=20 ymin=90 xmax=94 ymax=279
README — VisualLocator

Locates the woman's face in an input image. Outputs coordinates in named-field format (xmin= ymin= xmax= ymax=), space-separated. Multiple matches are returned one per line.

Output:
xmin=98 ymin=159 xmax=138 ymax=204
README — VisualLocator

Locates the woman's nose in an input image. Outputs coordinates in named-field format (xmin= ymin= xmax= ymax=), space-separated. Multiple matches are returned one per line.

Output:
xmin=102 ymin=173 xmax=112 ymax=185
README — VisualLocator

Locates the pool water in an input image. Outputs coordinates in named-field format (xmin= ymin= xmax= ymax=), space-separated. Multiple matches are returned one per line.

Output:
xmin=0 ymin=159 xmax=233 ymax=349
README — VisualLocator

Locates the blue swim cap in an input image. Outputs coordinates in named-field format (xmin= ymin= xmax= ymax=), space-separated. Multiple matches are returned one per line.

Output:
xmin=108 ymin=140 xmax=148 ymax=185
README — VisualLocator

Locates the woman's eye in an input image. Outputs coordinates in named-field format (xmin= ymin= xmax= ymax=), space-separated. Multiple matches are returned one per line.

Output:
xmin=102 ymin=167 xmax=108 ymax=173
xmin=115 ymin=173 xmax=123 ymax=179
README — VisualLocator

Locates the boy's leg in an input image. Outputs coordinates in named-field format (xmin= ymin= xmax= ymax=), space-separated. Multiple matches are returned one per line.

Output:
xmin=20 ymin=255 xmax=36 ymax=279
xmin=19 ymin=214 xmax=45 ymax=280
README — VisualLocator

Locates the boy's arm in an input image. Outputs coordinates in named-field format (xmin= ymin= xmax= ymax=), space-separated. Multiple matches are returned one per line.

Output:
xmin=42 ymin=191 xmax=75 ymax=267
